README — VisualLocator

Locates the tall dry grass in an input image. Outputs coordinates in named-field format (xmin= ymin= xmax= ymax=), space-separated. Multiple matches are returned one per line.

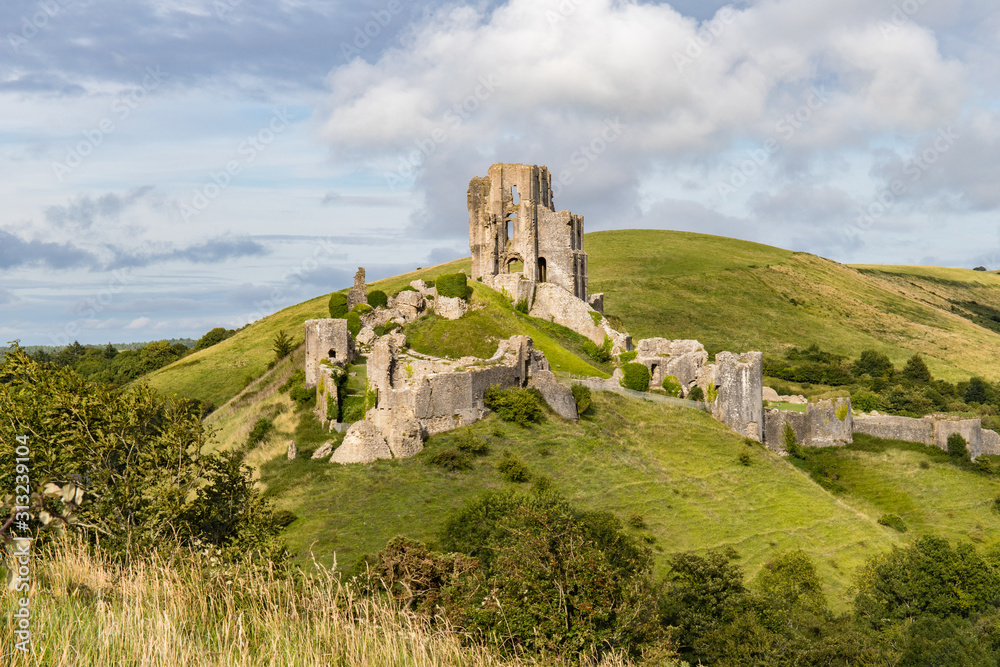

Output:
xmin=0 ymin=539 xmax=643 ymax=667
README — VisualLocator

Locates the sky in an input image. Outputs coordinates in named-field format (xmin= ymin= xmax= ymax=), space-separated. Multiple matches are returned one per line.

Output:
xmin=3 ymin=0 xmax=1000 ymax=346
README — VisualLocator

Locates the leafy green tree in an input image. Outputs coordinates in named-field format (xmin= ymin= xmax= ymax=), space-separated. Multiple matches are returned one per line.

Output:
xmin=852 ymin=349 xmax=895 ymax=379
xmin=0 ymin=345 xmax=283 ymax=561
xmin=195 ymin=327 xmax=234 ymax=351
xmin=272 ymin=329 xmax=294 ymax=361
xmin=901 ymin=354 xmax=932 ymax=384
xmin=965 ymin=376 xmax=991 ymax=405
xmin=621 ymin=362 xmax=651 ymax=392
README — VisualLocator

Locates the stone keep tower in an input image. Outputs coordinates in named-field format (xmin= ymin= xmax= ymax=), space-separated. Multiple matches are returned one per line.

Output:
xmin=468 ymin=163 xmax=588 ymax=301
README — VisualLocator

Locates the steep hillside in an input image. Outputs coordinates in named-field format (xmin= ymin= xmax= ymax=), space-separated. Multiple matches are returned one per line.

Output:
xmin=258 ymin=391 xmax=899 ymax=609
xmin=587 ymin=230 xmax=1000 ymax=381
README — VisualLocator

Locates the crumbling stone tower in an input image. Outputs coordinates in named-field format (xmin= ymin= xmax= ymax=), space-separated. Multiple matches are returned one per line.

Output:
xmin=468 ymin=163 xmax=588 ymax=301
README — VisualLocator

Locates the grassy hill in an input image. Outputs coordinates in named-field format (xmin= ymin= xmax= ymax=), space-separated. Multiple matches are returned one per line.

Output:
xmin=142 ymin=228 xmax=1000 ymax=612
xmin=588 ymin=230 xmax=1000 ymax=381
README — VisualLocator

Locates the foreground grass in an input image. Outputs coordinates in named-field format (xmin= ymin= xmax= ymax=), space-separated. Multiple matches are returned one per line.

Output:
xmin=0 ymin=539 xmax=639 ymax=667
xmin=261 ymin=391 xmax=895 ymax=610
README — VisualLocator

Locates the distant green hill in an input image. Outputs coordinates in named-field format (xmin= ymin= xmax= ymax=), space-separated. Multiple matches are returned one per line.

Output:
xmin=587 ymin=230 xmax=1000 ymax=381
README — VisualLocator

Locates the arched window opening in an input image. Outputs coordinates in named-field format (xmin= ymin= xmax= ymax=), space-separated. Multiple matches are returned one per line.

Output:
xmin=328 ymin=348 xmax=337 ymax=359
xmin=537 ymin=257 xmax=547 ymax=283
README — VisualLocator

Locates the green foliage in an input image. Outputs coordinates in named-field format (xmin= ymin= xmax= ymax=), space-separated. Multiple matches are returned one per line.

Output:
xmin=705 ymin=383 xmax=718 ymax=403
xmin=738 ymin=448 xmax=753 ymax=466
xmin=246 ymin=418 xmax=274 ymax=448
xmin=584 ymin=335 xmax=613 ymax=363
xmin=325 ymin=394 xmax=337 ymax=421
xmin=346 ymin=311 xmax=361 ymax=338
xmin=619 ymin=349 xmax=638 ymax=363
xmin=435 ymin=272 xmax=472 ymax=300
xmin=339 ymin=395 xmax=366 ymax=422
xmin=836 ymin=403 xmax=849 ymax=421
xmin=947 ymin=432 xmax=970 ymax=460
xmin=853 ymin=349 xmax=895 ymax=379
xmin=454 ymin=428 xmax=489 ymax=455
xmin=589 ymin=310 xmax=603 ymax=327
xmin=852 ymin=388 xmax=880 ymax=412
xmin=902 ymin=354 xmax=932 ymax=383
xmin=571 ymin=383 xmax=592 ymax=415
xmin=854 ymin=536 xmax=1000 ymax=628
xmin=436 ymin=491 xmax=664 ymax=659
xmin=965 ymin=376 xmax=992 ymax=404
xmin=496 ymin=451 xmax=530 ymax=483
xmin=195 ymin=327 xmax=235 ymax=351
xmin=352 ymin=303 xmax=373 ymax=315
xmin=783 ymin=422 xmax=804 ymax=458
xmin=367 ymin=289 xmax=388 ymax=309
xmin=328 ymin=291 xmax=348 ymax=318
xmin=484 ymin=385 xmax=543 ymax=426
xmin=621 ymin=362 xmax=651 ymax=392
xmin=687 ymin=386 xmax=704 ymax=401
xmin=878 ymin=513 xmax=907 ymax=532
xmin=426 ymin=448 xmax=472 ymax=471
xmin=898 ymin=615 xmax=995 ymax=667
xmin=272 ymin=329 xmax=294 ymax=362
xmin=373 ymin=322 xmax=400 ymax=337
xmin=514 ymin=298 xmax=529 ymax=313
xmin=661 ymin=374 xmax=682 ymax=397
xmin=0 ymin=345 xmax=284 ymax=561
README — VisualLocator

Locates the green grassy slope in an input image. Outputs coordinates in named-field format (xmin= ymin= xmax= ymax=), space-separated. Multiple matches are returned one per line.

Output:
xmin=587 ymin=230 xmax=1000 ymax=381
xmin=260 ymin=392 xmax=897 ymax=608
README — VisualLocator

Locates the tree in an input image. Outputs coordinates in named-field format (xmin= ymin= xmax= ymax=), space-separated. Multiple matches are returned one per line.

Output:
xmin=328 ymin=292 xmax=349 ymax=318
xmin=901 ymin=354 xmax=931 ymax=384
xmin=853 ymin=350 xmax=894 ymax=379
xmin=272 ymin=330 xmax=294 ymax=361
xmin=621 ymin=362 xmax=651 ymax=391
xmin=195 ymin=327 xmax=234 ymax=351
xmin=965 ymin=376 xmax=991 ymax=405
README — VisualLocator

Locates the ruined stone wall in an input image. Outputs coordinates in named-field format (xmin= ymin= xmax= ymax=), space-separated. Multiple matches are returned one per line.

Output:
xmin=983 ymin=429 xmax=1000 ymax=456
xmin=762 ymin=398 xmax=852 ymax=453
xmin=468 ymin=163 xmax=587 ymax=300
xmin=313 ymin=364 xmax=340 ymax=428
xmin=304 ymin=318 xmax=354 ymax=389
xmin=853 ymin=414 xmax=983 ymax=458
xmin=634 ymin=338 xmax=708 ymax=394
xmin=712 ymin=351 xmax=763 ymax=442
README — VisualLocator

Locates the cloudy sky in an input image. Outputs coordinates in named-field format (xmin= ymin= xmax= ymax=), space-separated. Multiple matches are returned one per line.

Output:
xmin=3 ymin=0 xmax=1000 ymax=345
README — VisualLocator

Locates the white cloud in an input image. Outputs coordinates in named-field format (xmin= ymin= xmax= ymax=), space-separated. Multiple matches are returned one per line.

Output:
xmin=126 ymin=317 xmax=152 ymax=329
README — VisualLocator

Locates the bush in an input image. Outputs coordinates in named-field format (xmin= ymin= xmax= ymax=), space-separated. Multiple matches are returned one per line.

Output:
xmin=571 ymin=383 xmax=592 ymax=415
xmin=340 ymin=395 xmax=366 ymax=422
xmin=662 ymin=374 xmax=682 ymax=397
xmin=902 ymin=354 xmax=932 ymax=384
xmin=484 ymin=385 xmax=543 ymax=426
xmin=853 ymin=349 xmax=895 ymax=379
xmin=687 ymin=386 xmax=704 ymax=401
xmin=436 ymin=272 xmax=472 ymax=300
xmin=583 ymin=340 xmax=611 ymax=363
xmin=852 ymin=388 xmax=879 ymax=412
xmin=965 ymin=376 xmax=992 ymax=405
xmin=783 ymin=422 xmax=804 ymax=458
xmin=878 ymin=513 xmax=908 ymax=532
xmin=346 ymin=311 xmax=362 ymax=338
xmin=514 ymin=298 xmax=529 ymax=313
xmin=194 ymin=327 xmax=235 ymax=351
xmin=455 ymin=428 xmax=489 ymax=455
xmin=427 ymin=448 xmax=472 ymax=471
xmin=328 ymin=292 xmax=348 ymax=318
xmin=621 ymin=362 xmax=651 ymax=392
xmin=374 ymin=322 xmax=400 ymax=337
xmin=619 ymin=350 xmax=638 ymax=363
xmin=289 ymin=384 xmax=313 ymax=405
xmin=497 ymin=451 xmax=530 ymax=482
xmin=352 ymin=303 xmax=372 ymax=315
xmin=367 ymin=289 xmax=388 ymax=308
xmin=738 ymin=449 xmax=753 ymax=466
xmin=947 ymin=432 xmax=970 ymax=460
xmin=246 ymin=418 xmax=273 ymax=448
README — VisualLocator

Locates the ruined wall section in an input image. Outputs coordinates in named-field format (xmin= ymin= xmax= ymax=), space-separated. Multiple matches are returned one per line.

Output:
xmin=712 ymin=351 xmax=763 ymax=442
xmin=304 ymin=318 xmax=354 ymax=389
xmin=762 ymin=398 xmax=852 ymax=453
xmin=634 ymin=338 xmax=709 ymax=395
xmin=852 ymin=413 xmax=984 ymax=459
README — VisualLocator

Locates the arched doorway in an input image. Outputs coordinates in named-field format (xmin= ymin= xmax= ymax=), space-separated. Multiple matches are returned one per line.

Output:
xmin=537 ymin=257 xmax=547 ymax=282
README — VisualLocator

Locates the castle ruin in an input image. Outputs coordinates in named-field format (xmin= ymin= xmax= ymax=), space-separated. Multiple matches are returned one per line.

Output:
xmin=469 ymin=163 xmax=590 ymax=306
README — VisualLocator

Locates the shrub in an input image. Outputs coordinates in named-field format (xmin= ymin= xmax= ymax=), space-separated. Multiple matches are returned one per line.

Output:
xmin=947 ymin=432 xmax=970 ymax=460
xmin=427 ymin=448 xmax=472 ymax=471
xmin=246 ymin=418 xmax=274 ymax=448
xmin=571 ymin=383 xmax=592 ymax=415
xmin=738 ymin=449 xmax=753 ymax=466
xmin=589 ymin=311 xmax=603 ymax=327
xmin=455 ymin=428 xmax=489 ymax=455
xmin=836 ymin=403 xmax=849 ymax=421
xmin=902 ymin=354 xmax=932 ymax=384
xmin=621 ymin=362 xmax=651 ymax=392
xmin=484 ymin=385 xmax=543 ymax=426
xmin=328 ymin=292 xmax=348 ymax=318
xmin=965 ymin=376 xmax=991 ymax=405
xmin=497 ymin=451 xmax=531 ymax=483
xmin=436 ymin=272 xmax=472 ymax=300
xmin=273 ymin=509 xmax=298 ymax=528
xmin=584 ymin=336 xmax=613 ymax=363
xmin=514 ymin=298 xmax=529 ymax=313
xmin=532 ymin=475 xmax=553 ymax=493
xmin=706 ymin=384 xmax=718 ymax=403
xmin=352 ymin=303 xmax=372 ymax=315
xmin=346 ymin=311 xmax=361 ymax=338
xmin=783 ymin=422 xmax=804 ymax=459
xmin=852 ymin=388 xmax=879 ymax=412
xmin=367 ymin=289 xmax=388 ymax=308
xmin=878 ymin=513 xmax=907 ymax=532
xmin=628 ymin=513 xmax=646 ymax=529
xmin=374 ymin=322 xmax=400 ymax=337
xmin=687 ymin=386 xmax=704 ymax=401
xmin=661 ymin=374 xmax=682 ymax=397
xmin=289 ymin=384 xmax=313 ymax=405
xmin=853 ymin=349 xmax=895 ymax=379
xmin=194 ymin=326 xmax=235 ymax=351
xmin=339 ymin=395 xmax=366 ymax=422
xmin=619 ymin=350 xmax=638 ymax=363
